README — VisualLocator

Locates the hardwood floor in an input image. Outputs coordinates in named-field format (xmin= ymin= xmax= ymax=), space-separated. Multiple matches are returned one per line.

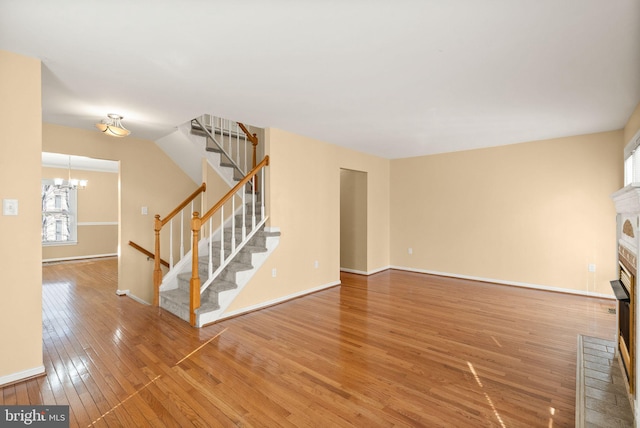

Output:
xmin=1 ymin=258 xmax=616 ymax=427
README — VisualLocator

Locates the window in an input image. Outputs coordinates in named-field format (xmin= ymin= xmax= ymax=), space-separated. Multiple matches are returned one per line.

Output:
xmin=42 ymin=180 xmax=77 ymax=245
xmin=624 ymin=131 xmax=640 ymax=187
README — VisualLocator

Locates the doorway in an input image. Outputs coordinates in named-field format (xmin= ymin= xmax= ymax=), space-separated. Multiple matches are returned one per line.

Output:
xmin=340 ymin=169 xmax=367 ymax=273
xmin=41 ymin=152 xmax=120 ymax=269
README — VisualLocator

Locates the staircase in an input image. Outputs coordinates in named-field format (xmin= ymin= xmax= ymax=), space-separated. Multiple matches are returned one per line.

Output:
xmin=151 ymin=115 xmax=279 ymax=327
xmin=160 ymin=204 xmax=279 ymax=326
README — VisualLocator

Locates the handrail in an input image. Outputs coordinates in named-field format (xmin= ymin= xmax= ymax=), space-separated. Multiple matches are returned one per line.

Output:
xmin=153 ymin=182 xmax=207 ymax=306
xmin=159 ymin=182 xmax=206 ymax=227
xmin=188 ymin=155 xmax=269 ymax=326
xmin=200 ymin=156 xmax=268 ymax=225
xmin=129 ymin=241 xmax=169 ymax=268
xmin=237 ymin=122 xmax=258 ymax=146
xmin=237 ymin=122 xmax=259 ymax=189
xmin=194 ymin=117 xmax=246 ymax=180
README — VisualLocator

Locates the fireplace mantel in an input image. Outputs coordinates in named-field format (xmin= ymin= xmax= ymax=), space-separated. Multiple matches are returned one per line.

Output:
xmin=613 ymin=184 xmax=640 ymax=214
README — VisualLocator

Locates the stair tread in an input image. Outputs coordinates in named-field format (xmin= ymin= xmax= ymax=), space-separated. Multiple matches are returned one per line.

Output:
xmin=195 ymin=302 xmax=220 ymax=314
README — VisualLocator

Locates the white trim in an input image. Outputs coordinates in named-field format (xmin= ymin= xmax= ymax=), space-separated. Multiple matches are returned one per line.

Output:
xmin=218 ymin=280 xmax=341 ymax=322
xmin=340 ymin=268 xmax=368 ymax=275
xmin=42 ymin=241 xmax=77 ymax=247
xmin=368 ymin=265 xmax=392 ymax=275
xmin=125 ymin=292 xmax=150 ymax=305
xmin=115 ymin=289 xmax=129 ymax=296
xmin=42 ymin=152 xmax=119 ymax=173
xmin=264 ymin=226 xmax=281 ymax=233
xmin=340 ymin=265 xmax=392 ymax=276
xmin=624 ymin=127 xmax=640 ymax=159
xmin=197 ymin=233 xmax=281 ymax=327
xmin=390 ymin=265 xmax=616 ymax=299
xmin=42 ymin=253 xmax=117 ymax=263
xmin=77 ymin=221 xmax=118 ymax=226
xmin=0 ymin=365 xmax=45 ymax=387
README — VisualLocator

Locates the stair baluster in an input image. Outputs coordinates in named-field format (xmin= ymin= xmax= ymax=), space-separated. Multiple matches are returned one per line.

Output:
xmin=152 ymin=182 xmax=206 ymax=306
xmin=208 ymin=217 xmax=213 ymax=278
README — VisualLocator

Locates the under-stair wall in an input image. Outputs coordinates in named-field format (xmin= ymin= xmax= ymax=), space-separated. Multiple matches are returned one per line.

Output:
xmin=220 ymin=127 xmax=392 ymax=316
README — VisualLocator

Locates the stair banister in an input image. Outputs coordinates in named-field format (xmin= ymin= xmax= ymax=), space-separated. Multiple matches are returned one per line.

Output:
xmin=190 ymin=212 xmax=202 ymax=326
xmin=237 ymin=122 xmax=259 ymax=189
xmin=194 ymin=117 xmax=247 ymax=181
xmin=198 ymin=156 xmax=268 ymax=225
xmin=188 ymin=156 xmax=269 ymax=325
xmin=129 ymin=240 xmax=170 ymax=268
xmin=153 ymin=182 xmax=206 ymax=306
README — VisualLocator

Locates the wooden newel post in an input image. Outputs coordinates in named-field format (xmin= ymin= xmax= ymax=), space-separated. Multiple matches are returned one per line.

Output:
xmin=153 ymin=214 xmax=163 ymax=306
xmin=190 ymin=212 xmax=202 ymax=327
xmin=252 ymin=133 xmax=259 ymax=190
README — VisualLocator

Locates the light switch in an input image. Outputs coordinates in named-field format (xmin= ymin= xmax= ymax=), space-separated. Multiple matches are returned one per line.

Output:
xmin=2 ymin=199 xmax=18 ymax=216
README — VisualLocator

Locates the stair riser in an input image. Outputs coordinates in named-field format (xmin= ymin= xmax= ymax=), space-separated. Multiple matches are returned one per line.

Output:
xmin=210 ymin=234 xmax=268 ymax=250
xmin=159 ymin=296 xmax=190 ymax=322
xmin=177 ymin=259 xmax=254 ymax=289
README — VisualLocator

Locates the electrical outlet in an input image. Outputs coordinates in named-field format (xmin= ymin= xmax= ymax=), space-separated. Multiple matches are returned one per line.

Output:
xmin=2 ymin=199 xmax=18 ymax=216
xmin=272 ymin=268 xmax=277 ymax=277
xmin=408 ymin=247 xmax=413 ymax=255
xmin=588 ymin=263 xmax=596 ymax=273
xmin=141 ymin=206 xmax=148 ymax=215
xmin=314 ymin=260 xmax=319 ymax=269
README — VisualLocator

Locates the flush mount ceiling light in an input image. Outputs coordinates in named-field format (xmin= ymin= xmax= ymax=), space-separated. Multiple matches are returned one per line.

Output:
xmin=95 ymin=113 xmax=131 ymax=137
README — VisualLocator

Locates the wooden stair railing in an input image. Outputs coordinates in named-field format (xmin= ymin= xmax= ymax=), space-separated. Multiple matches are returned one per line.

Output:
xmin=237 ymin=122 xmax=260 ymax=190
xmin=188 ymin=155 xmax=269 ymax=326
xmin=153 ymin=182 xmax=206 ymax=306
xmin=129 ymin=241 xmax=169 ymax=268
xmin=193 ymin=116 xmax=260 ymax=189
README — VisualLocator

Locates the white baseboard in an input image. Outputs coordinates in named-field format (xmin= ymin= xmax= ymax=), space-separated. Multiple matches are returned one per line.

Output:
xmin=390 ymin=265 xmax=616 ymax=299
xmin=125 ymin=292 xmax=150 ymax=305
xmin=340 ymin=265 xmax=392 ymax=276
xmin=115 ymin=289 xmax=129 ymax=296
xmin=43 ymin=253 xmax=117 ymax=263
xmin=219 ymin=280 xmax=341 ymax=321
xmin=367 ymin=265 xmax=392 ymax=275
xmin=340 ymin=268 xmax=368 ymax=275
xmin=0 ymin=365 xmax=45 ymax=387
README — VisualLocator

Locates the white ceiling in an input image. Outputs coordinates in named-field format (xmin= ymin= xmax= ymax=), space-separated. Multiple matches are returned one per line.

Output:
xmin=2 ymin=1 xmax=639 ymax=159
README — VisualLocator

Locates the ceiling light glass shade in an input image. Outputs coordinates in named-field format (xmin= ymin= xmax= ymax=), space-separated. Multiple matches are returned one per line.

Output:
xmin=51 ymin=156 xmax=88 ymax=189
xmin=95 ymin=113 xmax=131 ymax=137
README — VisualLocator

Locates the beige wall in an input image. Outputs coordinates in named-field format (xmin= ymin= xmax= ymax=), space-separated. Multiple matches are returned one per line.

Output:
xmin=43 ymin=123 xmax=197 ymax=303
xmin=340 ymin=169 xmax=368 ymax=272
xmin=42 ymin=167 xmax=118 ymax=260
xmin=390 ymin=130 xmax=623 ymax=295
xmin=226 ymin=128 xmax=390 ymax=312
xmin=0 ymin=51 xmax=43 ymax=382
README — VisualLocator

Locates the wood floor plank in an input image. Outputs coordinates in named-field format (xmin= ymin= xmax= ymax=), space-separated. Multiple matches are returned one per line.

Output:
xmin=0 ymin=258 xmax=619 ymax=427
